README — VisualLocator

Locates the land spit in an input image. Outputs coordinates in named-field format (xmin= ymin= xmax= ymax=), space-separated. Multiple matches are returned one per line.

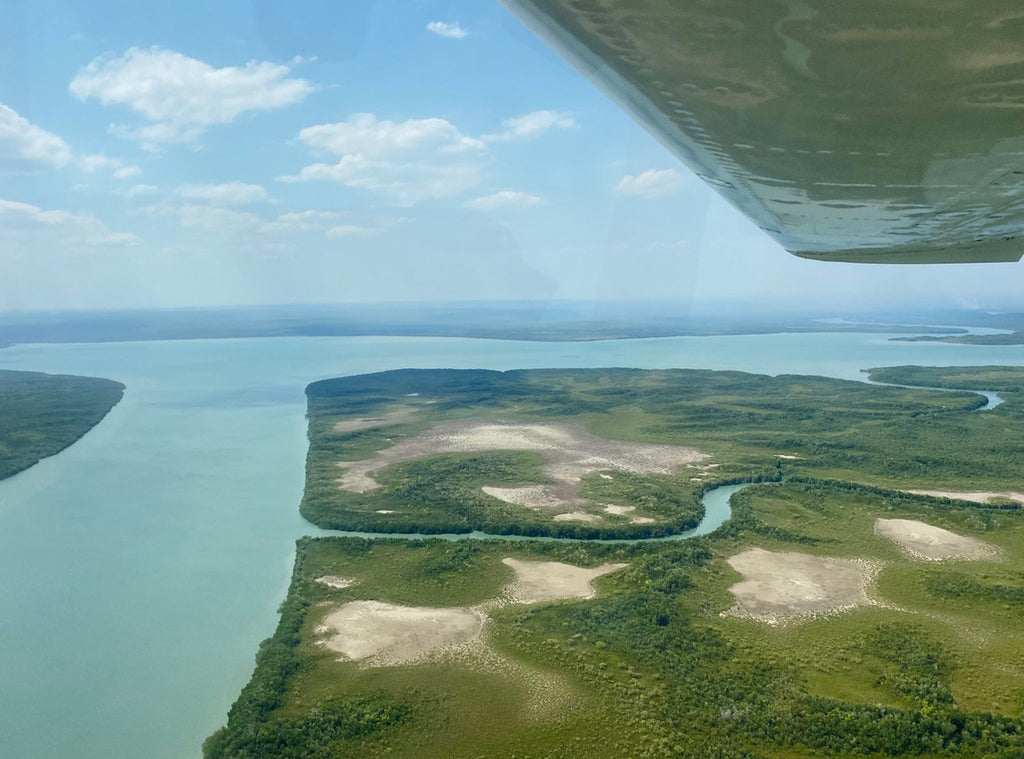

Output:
xmin=317 ymin=558 xmax=626 ymax=666
xmin=335 ymin=421 xmax=706 ymax=522
xmin=874 ymin=518 xmax=999 ymax=561
xmin=725 ymin=547 xmax=878 ymax=625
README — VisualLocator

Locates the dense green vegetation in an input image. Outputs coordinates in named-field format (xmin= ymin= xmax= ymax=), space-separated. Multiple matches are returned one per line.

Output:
xmin=868 ymin=365 xmax=1024 ymax=393
xmin=0 ymin=369 xmax=124 ymax=480
xmin=208 ymin=477 xmax=1024 ymax=758
xmin=211 ymin=366 xmax=1024 ymax=758
xmin=301 ymin=368 xmax=1018 ymax=537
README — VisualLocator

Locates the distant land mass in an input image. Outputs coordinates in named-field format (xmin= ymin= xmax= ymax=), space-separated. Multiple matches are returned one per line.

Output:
xmin=0 ymin=370 xmax=124 ymax=480
xmin=0 ymin=302 xmax=1010 ymax=347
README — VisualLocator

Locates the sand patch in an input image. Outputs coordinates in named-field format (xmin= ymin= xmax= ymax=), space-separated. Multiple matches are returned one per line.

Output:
xmin=332 ymin=405 xmax=419 ymax=434
xmin=319 ymin=558 xmax=627 ymax=670
xmin=725 ymin=548 xmax=877 ymax=624
xmin=502 ymin=558 xmax=626 ymax=604
xmin=336 ymin=422 xmax=706 ymax=516
xmin=553 ymin=511 xmax=601 ymax=523
xmin=482 ymin=485 xmax=576 ymax=511
xmin=604 ymin=505 xmax=635 ymax=516
xmin=874 ymin=518 xmax=999 ymax=561
xmin=319 ymin=600 xmax=484 ymax=665
xmin=315 ymin=575 xmax=357 ymax=589
xmin=906 ymin=489 xmax=1024 ymax=506
xmin=631 ymin=516 xmax=656 ymax=525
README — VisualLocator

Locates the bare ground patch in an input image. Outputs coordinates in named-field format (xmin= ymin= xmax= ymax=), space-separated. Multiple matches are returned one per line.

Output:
xmin=481 ymin=485 xmax=582 ymax=511
xmin=502 ymin=558 xmax=626 ymax=604
xmin=553 ymin=511 xmax=602 ymax=523
xmin=332 ymin=404 xmax=420 ymax=434
xmin=335 ymin=421 xmax=707 ymax=525
xmin=318 ymin=600 xmax=484 ymax=666
xmin=874 ymin=518 xmax=1000 ymax=561
xmin=725 ymin=548 xmax=878 ymax=625
xmin=314 ymin=575 xmax=357 ymax=589
xmin=318 ymin=558 xmax=627 ymax=672
xmin=906 ymin=489 xmax=1024 ymax=506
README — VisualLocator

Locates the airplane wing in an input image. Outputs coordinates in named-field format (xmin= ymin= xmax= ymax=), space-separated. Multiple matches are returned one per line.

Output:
xmin=500 ymin=0 xmax=1024 ymax=264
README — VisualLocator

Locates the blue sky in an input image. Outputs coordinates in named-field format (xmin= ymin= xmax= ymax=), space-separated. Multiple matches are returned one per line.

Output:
xmin=0 ymin=0 xmax=1020 ymax=312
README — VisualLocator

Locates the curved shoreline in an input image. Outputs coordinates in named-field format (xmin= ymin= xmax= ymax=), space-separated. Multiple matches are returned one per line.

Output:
xmin=304 ymin=481 xmax=749 ymax=545
xmin=862 ymin=376 xmax=1003 ymax=410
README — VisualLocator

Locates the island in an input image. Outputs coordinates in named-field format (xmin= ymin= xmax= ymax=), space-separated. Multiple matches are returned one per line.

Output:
xmin=207 ymin=367 xmax=1024 ymax=758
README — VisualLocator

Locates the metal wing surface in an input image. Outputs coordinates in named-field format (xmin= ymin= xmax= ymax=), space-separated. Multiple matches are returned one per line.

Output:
xmin=501 ymin=0 xmax=1024 ymax=264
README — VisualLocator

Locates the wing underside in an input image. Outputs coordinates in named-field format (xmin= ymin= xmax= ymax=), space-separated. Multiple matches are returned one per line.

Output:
xmin=501 ymin=0 xmax=1024 ymax=264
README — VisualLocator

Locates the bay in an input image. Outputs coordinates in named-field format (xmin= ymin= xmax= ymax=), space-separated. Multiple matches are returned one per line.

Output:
xmin=1 ymin=331 xmax=1023 ymax=759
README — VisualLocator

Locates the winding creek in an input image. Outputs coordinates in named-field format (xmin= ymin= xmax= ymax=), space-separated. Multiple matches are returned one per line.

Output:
xmin=1 ymin=331 xmax=1023 ymax=759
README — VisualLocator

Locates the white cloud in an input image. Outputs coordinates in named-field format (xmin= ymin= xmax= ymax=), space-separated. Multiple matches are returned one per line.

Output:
xmin=465 ymin=190 xmax=542 ymax=210
xmin=113 ymin=165 xmax=142 ymax=179
xmin=78 ymin=153 xmax=142 ymax=179
xmin=176 ymin=203 xmax=263 ymax=234
xmin=325 ymin=224 xmax=381 ymax=238
xmin=296 ymin=113 xmax=483 ymax=157
xmin=281 ymin=113 xmax=485 ymax=203
xmin=0 ymin=197 xmax=141 ymax=251
xmin=264 ymin=209 xmax=347 ymax=232
xmin=427 ymin=21 xmax=468 ymax=39
xmin=78 ymin=153 xmax=119 ymax=172
xmin=0 ymin=102 xmax=72 ymax=168
xmin=69 ymin=47 xmax=314 ymax=146
xmin=177 ymin=181 xmax=269 ymax=205
xmin=615 ymin=168 xmax=685 ymax=198
xmin=483 ymin=110 xmax=576 ymax=142
xmin=125 ymin=184 xmax=157 ymax=198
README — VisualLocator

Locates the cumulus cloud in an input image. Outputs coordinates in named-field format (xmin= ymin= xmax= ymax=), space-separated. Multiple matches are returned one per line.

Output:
xmin=615 ymin=168 xmax=685 ymax=198
xmin=483 ymin=110 xmax=576 ymax=142
xmin=281 ymin=109 xmax=579 ymax=203
xmin=427 ymin=21 xmax=468 ymax=39
xmin=0 ymin=197 xmax=141 ymax=251
xmin=176 ymin=181 xmax=270 ymax=205
xmin=78 ymin=153 xmax=142 ymax=179
xmin=280 ymin=113 xmax=485 ymax=203
xmin=465 ymin=190 xmax=542 ymax=210
xmin=124 ymin=184 xmax=157 ymax=199
xmin=296 ymin=113 xmax=483 ymax=157
xmin=69 ymin=47 xmax=314 ymax=146
xmin=325 ymin=224 xmax=381 ymax=238
xmin=0 ymin=102 xmax=72 ymax=168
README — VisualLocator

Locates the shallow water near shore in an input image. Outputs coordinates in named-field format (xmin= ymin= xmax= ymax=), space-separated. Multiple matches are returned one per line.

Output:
xmin=1 ymin=331 xmax=1023 ymax=759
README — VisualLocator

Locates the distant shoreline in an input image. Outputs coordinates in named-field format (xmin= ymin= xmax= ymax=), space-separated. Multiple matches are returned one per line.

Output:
xmin=0 ymin=303 xmax=994 ymax=347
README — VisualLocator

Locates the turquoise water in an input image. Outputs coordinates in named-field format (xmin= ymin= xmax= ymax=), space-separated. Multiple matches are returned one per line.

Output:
xmin=1 ymin=332 xmax=1023 ymax=759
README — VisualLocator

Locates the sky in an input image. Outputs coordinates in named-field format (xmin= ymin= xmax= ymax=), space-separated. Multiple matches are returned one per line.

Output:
xmin=0 ymin=0 xmax=1021 ymax=313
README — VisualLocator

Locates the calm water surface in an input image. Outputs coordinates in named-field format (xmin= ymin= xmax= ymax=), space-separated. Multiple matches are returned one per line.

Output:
xmin=2 ymin=332 xmax=1023 ymax=759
